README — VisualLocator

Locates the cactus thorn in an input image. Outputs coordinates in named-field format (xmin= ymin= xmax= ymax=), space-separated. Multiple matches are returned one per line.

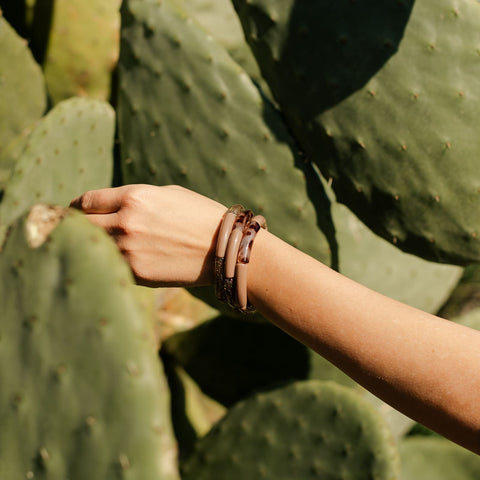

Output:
xmin=118 ymin=454 xmax=130 ymax=471
xmin=85 ymin=416 xmax=97 ymax=427
xmin=127 ymin=361 xmax=139 ymax=377
xmin=39 ymin=447 xmax=49 ymax=465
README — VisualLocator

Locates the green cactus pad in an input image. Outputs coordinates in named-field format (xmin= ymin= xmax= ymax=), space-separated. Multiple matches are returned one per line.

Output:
xmin=162 ymin=361 xmax=226 ymax=462
xmin=163 ymin=314 xmax=414 ymax=439
xmin=0 ymin=97 xmax=115 ymax=238
xmin=0 ymin=13 xmax=45 ymax=187
xmin=234 ymin=0 xmax=480 ymax=265
xmin=0 ymin=206 xmax=178 ymax=479
xmin=437 ymin=264 xmax=480 ymax=319
xmin=162 ymin=315 xmax=312 ymax=407
xmin=399 ymin=437 xmax=480 ymax=480
xmin=42 ymin=0 xmax=120 ymax=103
xmin=182 ymin=380 xmax=399 ymax=480
xmin=181 ymin=0 xmax=272 ymax=98
xmin=117 ymin=0 xmax=334 ymax=265
xmin=331 ymin=197 xmax=462 ymax=313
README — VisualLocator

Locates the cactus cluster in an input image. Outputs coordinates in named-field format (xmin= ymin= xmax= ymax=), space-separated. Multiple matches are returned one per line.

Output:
xmin=0 ymin=207 xmax=177 ymax=479
xmin=1 ymin=0 xmax=480 ymax=478
xmin=232 ymin=0 xmax=480 ymax=265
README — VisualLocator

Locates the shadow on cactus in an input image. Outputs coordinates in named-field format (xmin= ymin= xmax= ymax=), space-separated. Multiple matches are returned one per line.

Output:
xmin=233 ymin=0 xmax=415 ymax=116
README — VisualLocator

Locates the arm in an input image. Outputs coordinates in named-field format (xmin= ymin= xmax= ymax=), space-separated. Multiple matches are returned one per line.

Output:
xmin=71 ymin=184 xmax=480 ymax=454
xmin=248 ymin=229 xmax=480 ymax=454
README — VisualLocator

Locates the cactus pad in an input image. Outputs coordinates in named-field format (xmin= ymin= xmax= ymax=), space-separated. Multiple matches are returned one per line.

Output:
xmin=181 ymin=380 xmax=399 ymax=480
xmin=399 ymin=437 xmax=480 ymax=480
xmin=0 ymin=97 xmax=115 ymax=238
xmin=332 ymin=198 xmax=462 ymax=313
xmin=118 ymin=0 xmax=334 ymax=265
xmin=0 ymin=206 xmax=178 ymax=479
xmin=0 ymin=13 xmax=45 ymax=187
xmin=234 ymin=0 xmax=480 ymax=264
xmin=42 ymin=0 xmax=120 ymax=103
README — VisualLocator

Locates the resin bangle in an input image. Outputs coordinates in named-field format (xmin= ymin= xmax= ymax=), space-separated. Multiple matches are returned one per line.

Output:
xmin=236 ymin=215 xmax=267 ymax=313
xmin=214 ymin=204 xmax=243 ymax=301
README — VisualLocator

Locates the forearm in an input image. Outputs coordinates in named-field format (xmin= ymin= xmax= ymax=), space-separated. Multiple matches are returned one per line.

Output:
xmin=248 ymin=229 xmax=480 ymax=453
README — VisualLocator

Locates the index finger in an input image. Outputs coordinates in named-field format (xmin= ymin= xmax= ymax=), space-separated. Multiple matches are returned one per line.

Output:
xmin=70 ymin=186 xmax=128 ymax=214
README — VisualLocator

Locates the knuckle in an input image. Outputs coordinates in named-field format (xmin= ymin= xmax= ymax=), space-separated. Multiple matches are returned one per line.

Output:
xmin=122 ymin=186 xmax=144 ymax=209
xmin=80 ymin=191 xmax=95 ymax=211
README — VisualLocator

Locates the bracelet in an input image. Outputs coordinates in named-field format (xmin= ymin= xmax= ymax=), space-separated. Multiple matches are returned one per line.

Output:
xmin=215 ymin=204 xmax=244 ymax=302
xmin=214 ymin=205 xmax=266 ymax=314
xmin=223 ymin=210 xmax=253 ymax=307
xmin=236 ymin=215 xmax=267 ymax=313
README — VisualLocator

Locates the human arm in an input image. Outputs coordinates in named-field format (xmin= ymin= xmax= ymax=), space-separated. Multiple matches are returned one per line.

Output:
xmin=71 ymin=184 xmax=480 ymax=454
xmin=248 ymin=228 xmax=480 ymax=454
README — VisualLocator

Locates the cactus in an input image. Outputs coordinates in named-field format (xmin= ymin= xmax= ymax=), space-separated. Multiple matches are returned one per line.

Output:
xmin=0 ymin=13 xmax=46 ymax=188
xmin=0 ymin=206 xmax=178 ymax=479
xmin=162 ymin=315 xmax=315 ymax=407
xmin=0 ymin=97 xmax=115 ymax=239
xmin=399 ymin=437 xmax=480 ymax=480
xmin=330 ymin=194 xmax=462 ymax=313
xmin=163 ymin=361 xmax=226 ymax=462
xmin=233 ymin=0 xmax=480 ymax=265
xmin=181 ymin=0 xmax=273 ymax=99
xmin=163 ymin=313 xmax=416 ymax=440
xmin=40 ymin=0 xmax=120 ymax=103
xmin=117 ymin=0 xmax=335 ymax=267
xmin=181 ymin=380 xmax=399 ymax=480
xmin=437 ymin=265 xmax=480 ymax=319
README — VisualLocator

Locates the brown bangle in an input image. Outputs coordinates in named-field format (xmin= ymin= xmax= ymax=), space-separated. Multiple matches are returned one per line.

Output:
xmin=236 ymin=215 xmax=267 ymax=313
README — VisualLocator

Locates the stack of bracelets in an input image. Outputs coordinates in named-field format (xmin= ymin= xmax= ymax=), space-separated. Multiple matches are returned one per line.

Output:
xmin=215 ymin=205 xmax=267 ymax=314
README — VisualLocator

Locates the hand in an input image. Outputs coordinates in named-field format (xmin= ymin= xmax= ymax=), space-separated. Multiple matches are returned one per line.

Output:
xmin=70 ymin=184 xmax=227 ymax=287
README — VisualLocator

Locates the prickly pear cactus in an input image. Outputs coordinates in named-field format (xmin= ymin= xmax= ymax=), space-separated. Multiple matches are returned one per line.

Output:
xmin=42 ymin=0 xmax=120 ymax=103
xmin=181 ymin=0 xmax=272 ymax=98
xmin=118 ymin=0 xmax=334 ymax=266
xmin=0 ymin=13 xmax=45 ymax=186
xmin=0 ymin=206 xmax=178 ymax=479
xmin=331 ymin=196 xmax=462 ymax=313
xmin=399 ymin=437 xmax=480 ymax=480
xmin=0 ymin=97 xmax=115 ymax=239
xmin=181 ymin=380 xmax=399 ymax=480
xmin=233 ymin=0 xmax=480 ymax=265
xmin=163 ymin=315 xmax=313 ymax=407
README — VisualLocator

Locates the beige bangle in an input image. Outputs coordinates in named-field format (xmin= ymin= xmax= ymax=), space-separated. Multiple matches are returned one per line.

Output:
xmin=236 ymin=215 xmax=267 ymax=313
xmin=224 ymin=210 xmax=253 ymax=307
xmin=215 ymin=205 xmax=244 ymax=302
